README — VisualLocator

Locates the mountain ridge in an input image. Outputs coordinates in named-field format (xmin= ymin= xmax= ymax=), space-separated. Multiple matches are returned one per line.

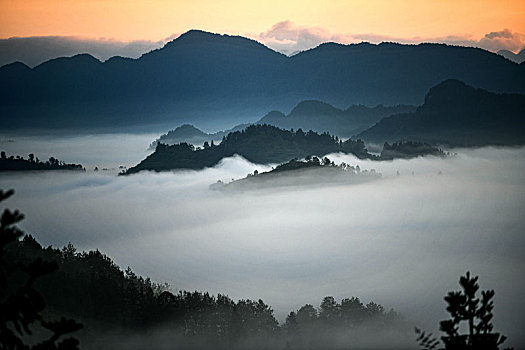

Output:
xmin=357 ymin=79 xmax=525 ymax=146
xmin=1 ymin=29 xmax=524 ymax=131
xmin=149 ymin=101 xmax=416 ymax=147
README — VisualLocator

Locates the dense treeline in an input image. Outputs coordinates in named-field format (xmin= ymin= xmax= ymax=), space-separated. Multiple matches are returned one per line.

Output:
xmin=5 ymin=235 xmax=407 ymax=349
xmin=126 ymin=125 xmax=448 ymax=175
xmin=380 ymin=141 xmax=447 ymax=160
xmin=125 ymin=124 xmax=373 ymax=174
xmin=2 ymin=189 xmax=514 ymax=349
xmin=0 ymin=151 xmax=84 ymax=171
xmin=284 ymin=297 xmax=405 ymax=349
xmin=1 ymin=189 xmax=83 ymax=350
xmin=212 ymin=156 xmax=381 ymax=191
xmin=1 ymin=186 xmax=408 ymax=349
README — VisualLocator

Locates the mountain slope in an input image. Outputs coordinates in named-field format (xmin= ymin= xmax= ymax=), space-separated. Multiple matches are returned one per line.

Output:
xmin=149 ymin=123 xmax=250 ymax=149
xmin=498 ymin=48 xmax=525 ymax=64
xmin=1 ymin=30 xmax=524 ymax=131
xmin=125 ymin=124 xmax=372 ymax=174
xmin=150 ymin=101 xmax=415 ymax=148
xmin=257 ymin=101 xmax=416 ymax=137
xmin=357 ymin=79 xmax=525 ymax=146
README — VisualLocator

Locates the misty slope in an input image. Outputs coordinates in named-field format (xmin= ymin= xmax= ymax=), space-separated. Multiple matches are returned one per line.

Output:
xmin=151 ymin=102 xmax=414 ymax=148
xmin=257 ymin=101 xmax=416 ymax=137
xmin=498 ymin=48 xmax=525 ymax=64
xmin=213 ymin=158 xmax=383 ymax=192
xmin=1 ymin=30 xmax=524 ymax=131
xmin=357 ymin=79 xmax=525 ymax=146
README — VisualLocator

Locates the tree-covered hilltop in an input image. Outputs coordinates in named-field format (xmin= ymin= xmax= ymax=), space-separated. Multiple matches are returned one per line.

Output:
xmin=212 ymin=156 xmax=381 ymax=191
xmin=124 ymin=124 xmax=372 ymax=174
xmin=148 ymin=123 xmax=250 ymax=150
xmin=380 ymin=141 xmax=448 ymax=160
xmin=0 ymin=151 xmax=84 ymax=172
xmin=1 ymin=189 xmax=408 ymax=349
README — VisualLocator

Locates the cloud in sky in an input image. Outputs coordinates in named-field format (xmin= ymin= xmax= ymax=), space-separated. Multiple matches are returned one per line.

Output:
xmin=478 ymin=28 xmax=525 ymax=53
xmin=254 ymin=21 xmax=525 ymax=56
xmin=0 ymin=35 xmax=176 ymax=68
xmin=255 ymin=21 xmax=353 ymax=55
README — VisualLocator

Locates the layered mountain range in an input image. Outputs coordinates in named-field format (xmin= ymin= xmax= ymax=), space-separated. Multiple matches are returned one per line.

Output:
xmin=357 ymin=79 xmax=525 ymax=146
xmin=1 ymin=29 xmax=524 ymax=131
xmin=150 ymin=102 xmax=415 ymax=148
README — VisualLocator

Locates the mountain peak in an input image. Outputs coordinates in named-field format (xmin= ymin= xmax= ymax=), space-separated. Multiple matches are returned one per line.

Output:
xmin=290 ymin=100 xmax=342 ymax=116
xmin=0 ymin=61 xmax=30 ymax=71
xmin=423 ymin=79 xmax=475 ymax=105
xmin=165 ymin=29 xmax=276 ymax=52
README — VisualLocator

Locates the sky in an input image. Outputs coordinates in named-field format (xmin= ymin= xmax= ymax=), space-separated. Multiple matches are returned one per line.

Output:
xmin=1 ymin=0 xmax=525 ymax=66
xmin=0 ymin=133 xmax=524 ymax=347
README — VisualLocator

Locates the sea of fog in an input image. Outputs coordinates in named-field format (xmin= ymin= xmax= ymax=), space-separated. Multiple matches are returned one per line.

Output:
xmin=1 ymin=133 xmax=524 ymax=348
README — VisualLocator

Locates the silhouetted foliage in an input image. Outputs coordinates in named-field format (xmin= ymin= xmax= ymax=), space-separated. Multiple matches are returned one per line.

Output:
xmin=4 ymin=223 xmax=283 ymax=347
xmin=0 ymin=189 xmax=82 ymax=349
xmin=284 ymin=296 xmax=405 ymax=349
xmin=212 ymin=157 xmax=381 ymax=191
xmin=415 ymin=272 xmax=512 ymax=350
xmin=380 ymin=141 xmax=447 ymax=160
xmin=1 ymin=188 xmax=411 ymax=348
xmin=0 ymin=153 xmax=84 ymax=172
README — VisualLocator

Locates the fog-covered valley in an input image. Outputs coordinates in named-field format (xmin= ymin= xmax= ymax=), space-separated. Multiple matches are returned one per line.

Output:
xmin=1 ymin=133 xmax=524 ymax=347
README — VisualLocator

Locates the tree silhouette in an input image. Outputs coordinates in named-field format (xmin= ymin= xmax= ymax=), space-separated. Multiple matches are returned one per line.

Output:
xmin=416 ymin=271 xmax=512 ymax=350
xmin=0 ymin=189 xmax=82 ymax=350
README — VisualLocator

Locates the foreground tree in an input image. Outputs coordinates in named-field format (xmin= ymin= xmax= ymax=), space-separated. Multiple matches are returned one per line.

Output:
xmin=0 ymin=189 xmax=82 ymax=350
xmin=416 ymin=271 xmax=512 ymax=350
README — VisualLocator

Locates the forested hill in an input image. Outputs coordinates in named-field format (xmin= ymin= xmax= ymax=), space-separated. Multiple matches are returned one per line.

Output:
xmin=357 ymin=79 xmax=525 ymax=146
xmin=0 ymin=152 xmax=84 ymax=171
xmin=148 ymin=123 xmax=250 ymax=150
xmin=124 ymin=125 xmax=372 ymax=174
xmin=5 ymin=229 xmax=406 ymax=350
xmin=1 ymin=29 xmax=524 ymax=131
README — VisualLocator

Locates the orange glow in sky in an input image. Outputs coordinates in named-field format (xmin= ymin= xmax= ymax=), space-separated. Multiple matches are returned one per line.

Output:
xmin=1 ymin=0 xmax=524 ymax=42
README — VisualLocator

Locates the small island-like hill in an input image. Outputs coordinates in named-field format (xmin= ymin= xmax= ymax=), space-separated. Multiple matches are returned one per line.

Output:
xmin=0 ymin=152 xmax=84 ymax=172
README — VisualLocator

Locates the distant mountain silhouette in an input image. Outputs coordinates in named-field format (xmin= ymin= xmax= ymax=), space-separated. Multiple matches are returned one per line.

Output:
xmin=498 ymin=48 xmax=525 ymax=64
xmin=149 ymin=123 xmax=250 ymax=149
xmin=151 ymin=101 xmax=415 ymax=148
xmin=357 ymin=79 xmax=525 ymax=146
xmin=257 ymin=101 xmax=416 ymax=137
xmin=1 ymin=29 xmax=524 ymax=131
